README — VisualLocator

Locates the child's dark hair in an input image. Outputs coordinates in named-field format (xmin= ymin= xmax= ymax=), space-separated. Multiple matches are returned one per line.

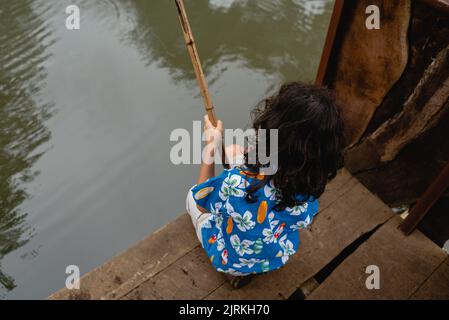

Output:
xmin=244 ymin=82 xmax=345 ymax=210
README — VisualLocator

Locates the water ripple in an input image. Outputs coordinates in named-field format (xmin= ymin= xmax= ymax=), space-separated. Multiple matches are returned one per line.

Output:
xmin=0 ymin=0 xmax=56 ymax=292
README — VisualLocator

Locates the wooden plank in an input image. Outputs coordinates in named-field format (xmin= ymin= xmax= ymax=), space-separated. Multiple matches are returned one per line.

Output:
xmin=110 ymin=170 xmax=357 ymax=299
xmin=410 ymin=258 xmax=449 ymax=300
xmin=318 ymin=169 xmax=358 ymax=209
xmin=205 ymin=179 xmax=393 ymax=300
xmin=50 ymin=170 xmax=394 ymax=300
xmin=122 ymin=246 xmax=226 ymax=300
xmin=50 ymin=170 xmax=353 ymax=299
xmin=307 ymin=216 xmax=447 ymax=300
xmin=112 ymin=170 xmax=371 ymax=300
xmin=49 ymin=214 xmax=199 ymax=300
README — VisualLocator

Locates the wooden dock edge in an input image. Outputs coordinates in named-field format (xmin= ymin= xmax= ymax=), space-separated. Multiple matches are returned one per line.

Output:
xmin=48 ymin=213 xmax=200 ymax=300
xmin=49 ymin=170 xmax=447 ymax=300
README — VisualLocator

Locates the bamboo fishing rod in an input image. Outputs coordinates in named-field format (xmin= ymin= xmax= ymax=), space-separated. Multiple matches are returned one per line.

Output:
xmin=175 ymin=0 xmax=218 ymax=126
xmin=175 ymin=0 xmax=228 ymax=167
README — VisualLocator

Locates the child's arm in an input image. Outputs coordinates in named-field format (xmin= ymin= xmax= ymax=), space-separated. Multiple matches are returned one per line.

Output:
xmin=197 ymin=115 xmax=223 ymax=184
xmin=197 ymin=161 xmax=215 ymax=185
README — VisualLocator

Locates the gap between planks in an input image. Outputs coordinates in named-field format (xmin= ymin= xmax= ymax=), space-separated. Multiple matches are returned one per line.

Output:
xmin=307 ymin=216 xmax=448 ymax=300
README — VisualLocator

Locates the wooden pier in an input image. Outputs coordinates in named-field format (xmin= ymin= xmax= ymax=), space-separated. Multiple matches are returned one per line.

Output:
xmin=48 ymin=1 xmax=449 ymax=300
xmin=49 ymin=170 xmax=448 ymax=300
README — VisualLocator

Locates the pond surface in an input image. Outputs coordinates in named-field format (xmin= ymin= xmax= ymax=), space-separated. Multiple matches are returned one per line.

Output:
xmin=0 ymin=0 xmax=333 ymax=299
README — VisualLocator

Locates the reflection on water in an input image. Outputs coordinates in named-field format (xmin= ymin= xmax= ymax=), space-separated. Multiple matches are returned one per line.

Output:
xmin=125 ymin=0 xmax=333 ymax=86
xmin=0 ymin=0 xmax=332 ymax=298
xmin=0 ymin=0 xmax=55 ymax=291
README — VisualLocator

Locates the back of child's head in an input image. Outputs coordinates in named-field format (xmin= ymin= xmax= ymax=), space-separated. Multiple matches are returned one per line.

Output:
xmin=245 ymin=82 xmax=345 ymax=209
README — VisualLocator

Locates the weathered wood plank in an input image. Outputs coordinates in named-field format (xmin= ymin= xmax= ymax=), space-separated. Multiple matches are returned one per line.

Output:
xmin=205 ymin=178 xmax=393 ymax=300
xmin=111 ymin=170 xmax=369 ymax=300
xmin=109 ymin=170 xmax=357 ymax=299
xmin=106 ymin=170 xmax=356 ymax=300
xmin=50 ymin=170 xmax=394 ymax=300
xmin=318 ymin=169 xmax=358 ymax=209
xmin=122 ymin=246 xmax=226 ymax=300
xmin=307 ymin=216 xmax=447 ymax=300
xmin=50 ymin=170 xmax=356 ymax=299
xmin=49 ymin=214 xmax=199 ymax=300
xmin=409 ymin=258 xmax=449 ymax=300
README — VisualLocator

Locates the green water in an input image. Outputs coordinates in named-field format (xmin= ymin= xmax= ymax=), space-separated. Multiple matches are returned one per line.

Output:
xmin=0 ymin=0 xmax=333 ymax=299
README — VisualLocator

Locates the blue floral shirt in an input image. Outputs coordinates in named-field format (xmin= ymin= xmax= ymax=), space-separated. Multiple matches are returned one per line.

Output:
xmin=190 ymin=166 xmax=318 ymax=276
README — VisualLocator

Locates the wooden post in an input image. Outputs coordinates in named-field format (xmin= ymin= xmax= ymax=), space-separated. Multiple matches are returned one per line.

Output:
xmin=399 ymin=162 xmax=449 ymax=235
xmin=315 ymin=0 xmax=346 ymax=86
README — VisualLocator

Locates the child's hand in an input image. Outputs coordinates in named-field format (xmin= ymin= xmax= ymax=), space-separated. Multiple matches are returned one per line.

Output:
xmin=203 ymin=114 xmax=223 ymax=146
xmin=197 ymin=115 xmax=222 ymax=182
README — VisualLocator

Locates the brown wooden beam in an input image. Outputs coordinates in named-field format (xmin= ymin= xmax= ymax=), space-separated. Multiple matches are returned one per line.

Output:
xmin=316 ymin=0 xmax=449 ymax=87
xmin=315 ymin=0 xmax=346 ymax=86
xmin=399 ymin=162 xmax=449 ymax=235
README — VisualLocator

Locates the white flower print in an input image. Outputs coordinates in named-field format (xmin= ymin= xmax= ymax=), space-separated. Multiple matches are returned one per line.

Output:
xmin=230 ymin=234 xmax=254 ymax=256
xmin=215 ymin=214 xmax=224 ymax=230
xmin=214 ymin=229 xmax=226 ymax=252
xmin=217 ymin=268 xmax=250 ymax=276
xmin=268 ymin=212 xmax=279 ymax=229
xmin=224 ymin=201 xmax=235 ymax=214
xmin=279 ymin=235 xmax=295 ymax=254
xmin=210 ymin=202 xmax=223 ymax=214
xmin=210 ymin=202 xmax=224 ymax=229
xmin=217 ymin=237 xmax=225 ymax=252
xmin=263 ymin=180 xmax=280 ymax=201
xmin=290 ymin=215 xmax=312 ymax=231
xmin=276 ymin=250 xmax=290 ymax=264
xmin=262 ymin=222 xmax=286 ymax=244
xmin=262 ymin=212 xmax=279 ymax=244
xmin=278 ymin=235 xmax=296 ymax=264
xmin=262 ymin=228 xmax=276 ymax=244
xmin=230 ymin=211 xmax=256 ymax=232
xmin=233 ymin=258 xmax=262 ymax=269
xmin=219 ymin=174 xmax=248 ymax=201
xmin=286 ymin=202 xmax=308 ymax=216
